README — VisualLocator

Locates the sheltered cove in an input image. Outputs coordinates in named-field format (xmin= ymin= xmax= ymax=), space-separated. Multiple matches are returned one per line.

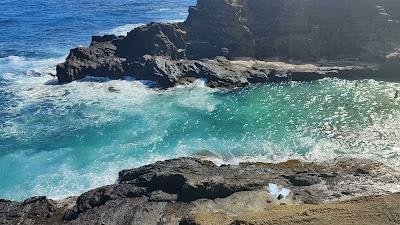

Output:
xmin=2 ymin=0 xmax=400 ymax=224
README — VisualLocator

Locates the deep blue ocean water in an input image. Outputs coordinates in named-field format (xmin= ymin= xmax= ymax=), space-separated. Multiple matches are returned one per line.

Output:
xmin=1 ymin=0 xmax=400 ymax=201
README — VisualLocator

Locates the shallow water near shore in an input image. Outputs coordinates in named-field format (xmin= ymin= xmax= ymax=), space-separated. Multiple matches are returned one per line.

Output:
xmin=1 ymin=73 xmax=399 ymax=200
xmin=1 ymin=0 xmax=400 ymax=201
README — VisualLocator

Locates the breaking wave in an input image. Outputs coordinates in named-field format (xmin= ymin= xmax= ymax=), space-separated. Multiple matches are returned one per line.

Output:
xmin=1 ymin=63 xmax=400 ymax=200
xmin=0 ymin=55 xmax=64 ymax=78
xmin=102 ymin=19 xmax=185 ymax=37
xmin=1 ymin=0 xmax=400 ymax=200
xmin=103 ymin=23 xmax=145 ymax=36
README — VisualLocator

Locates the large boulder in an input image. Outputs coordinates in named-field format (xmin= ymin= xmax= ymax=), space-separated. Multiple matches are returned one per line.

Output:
xmin=56 ymin=40 xmax=125 ymax=83
xmin=116 ymin=23 xmax=187 ymax=60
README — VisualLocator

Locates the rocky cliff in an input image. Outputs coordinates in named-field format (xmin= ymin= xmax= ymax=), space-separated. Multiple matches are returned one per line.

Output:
xmin=182 ymin=0 xmax=400 ymax=61
xmin=56 ymin=0 xmax=400 ymax=87
xmin=1 ymin=157 xmax=399 ymax=225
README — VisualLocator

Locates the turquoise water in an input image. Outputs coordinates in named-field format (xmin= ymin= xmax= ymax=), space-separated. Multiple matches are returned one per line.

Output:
xmin=1 ymin=0 xmax=400 ymax=201
xmin=1 ymin=73 xmax=399 ymax=200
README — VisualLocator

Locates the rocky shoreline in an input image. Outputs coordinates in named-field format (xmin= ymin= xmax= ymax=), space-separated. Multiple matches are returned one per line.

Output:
xmin=1 ymin=157 xmax=400 ymax=225
xmin=56 ymin=0 xmax=400 ymax=88
xmin=9 ymin=1 xmax=400 ymax=224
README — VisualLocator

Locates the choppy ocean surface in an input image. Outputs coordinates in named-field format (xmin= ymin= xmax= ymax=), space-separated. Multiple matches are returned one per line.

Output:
xmin=1 ymin=0 xmax=400 ymax=201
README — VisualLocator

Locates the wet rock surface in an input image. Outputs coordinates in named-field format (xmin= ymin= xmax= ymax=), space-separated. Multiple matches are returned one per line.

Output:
xmin=1 ymin=157 xmax=399 ymax=225
xmin=56 ymin=0 xmax=400 ymax=87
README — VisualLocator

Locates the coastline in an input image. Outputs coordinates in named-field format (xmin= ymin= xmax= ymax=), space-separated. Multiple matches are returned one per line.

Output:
xmin=2 ymin=0 xmax=400 ymax=224
xmin=2 ymin=157 xmax=400 ymax=225
xmin=55 ymin=0 xmax=400 ymax=87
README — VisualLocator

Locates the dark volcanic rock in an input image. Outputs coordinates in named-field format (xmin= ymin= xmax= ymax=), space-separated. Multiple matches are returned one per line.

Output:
xmin=56 ymin=41 xmax=125 ymax=83
xmin=91 ymin=35 xmax=122 ymax=45
xmin=65 ymin=184 xmax=147 ymax=220
xmin=56 ymin=0 xmax=400 ymax=86
xmin=1 ymin=157 xmax=399 ymax=225
xmin=116 ymin=23 xmax=187 ymax=60
xmin=289 ymin=173 xmax=321 ymax=186
xmin=183 ymin=0 xmax=400 ymax=61
xmin=0 ymin=196 xmax=58 ymax=225
xmin=149 ymin=191 xmax=178 ymax=202
xmin=118 ymin=158 xmax=264 ymax=202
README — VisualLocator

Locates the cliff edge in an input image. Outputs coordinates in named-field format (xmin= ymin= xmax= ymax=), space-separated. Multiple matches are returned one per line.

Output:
xmin=2 ymin=157 xmax=400 ymax=225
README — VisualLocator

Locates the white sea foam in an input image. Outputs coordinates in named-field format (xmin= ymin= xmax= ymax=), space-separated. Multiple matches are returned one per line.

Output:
xmin=105 ymin=23 xmax=145 ymax=36
xmin=0 ymin=55 xmax=64 ymax=78
xmin=173 ymin=79 xmax=221 ymax=112
xmin=1 ymin=145 xmax=173 ymax=200
xmin=161 ymin=19 xmax=184 ymax=24
xmin=1 ymin=56 xmax=400 ymax=201
xmin=103 ymin=20 xmax=184 ymax=37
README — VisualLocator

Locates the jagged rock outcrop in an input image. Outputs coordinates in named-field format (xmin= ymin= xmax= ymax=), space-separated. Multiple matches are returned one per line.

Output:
xmin=1 ymin=157 xmax=399 ymax=225
xmin=56 ymin=0 xmax=400 ymax=87
xmin=116 ymin=23 xmax=187 ymax=60
xmin=56 ymin=39 xmax=126 ymax=83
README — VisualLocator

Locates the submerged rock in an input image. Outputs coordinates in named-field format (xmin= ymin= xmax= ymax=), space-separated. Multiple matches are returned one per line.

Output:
xmin=1 ymin=157 xmax=399 ymax=225
xmin=56 ymin=0 xmax=400 ymax=87
xmin=108 ymin=86 xmax=120 ymax=93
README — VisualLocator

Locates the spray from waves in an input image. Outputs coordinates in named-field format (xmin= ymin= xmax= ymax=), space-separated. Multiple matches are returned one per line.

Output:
xmin=0 ymin=55 xmax=64 ymax=79
xmin=160 ymin=19 xmax=185 ymax=23
xmin=178 ymin=79 xmax=400 ymax=167
xmin=102 ymin=23 xmax=145 ymax=36
xmin=0 ymin=55 xmax=400 ymax=201
xmin=101 ymin=19 xmax=185 ymax=37
xmin=0 ymin=74 xmax=222 ymax=200
xmin=0 ymin=139 xmax=174 ymax=200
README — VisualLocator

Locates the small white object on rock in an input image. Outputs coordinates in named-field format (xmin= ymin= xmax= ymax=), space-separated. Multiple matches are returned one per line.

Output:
xmin=268 ymin=183 xmax=291 ymax=200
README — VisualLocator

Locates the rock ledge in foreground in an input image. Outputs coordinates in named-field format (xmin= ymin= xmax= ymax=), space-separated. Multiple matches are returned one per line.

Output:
xmin=1 ymin=157 xmax=399 ymax=225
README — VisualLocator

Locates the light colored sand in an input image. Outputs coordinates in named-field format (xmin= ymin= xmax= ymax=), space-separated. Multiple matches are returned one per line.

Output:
xmin=190 ymin=193 xmax=400 ymax=225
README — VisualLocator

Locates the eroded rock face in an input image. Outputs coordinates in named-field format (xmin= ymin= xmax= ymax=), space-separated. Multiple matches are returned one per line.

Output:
xmin=1 ymin=157 xmax=399 ymax=225
xmin=56 ymin=0 xmax=400 ymax=86
xmin=116 ymin=23 xmax=187 ymax=60
xmin=0 ymin=196 xmax=58 ymax=225
xmin=56 ymin=40 xmax=125 ymax=83
xmin=183 ymin=0 xmax=400 ymax=61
